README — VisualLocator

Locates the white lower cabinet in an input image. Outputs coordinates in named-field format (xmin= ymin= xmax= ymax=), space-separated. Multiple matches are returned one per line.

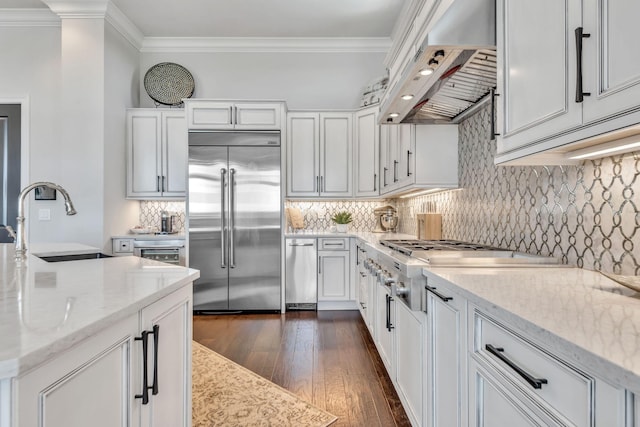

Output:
xmin=317 ymin=250 xmax=350 ymax=301
xmin=12 ymin=284 xmax=192 ymax=427
xmin=375 ymin=283 xmax=394 ymax=374
xmin=425 ymin=280 xmax=466 ymax=427
xmin=395 ymin=300 xmax=425 ymax=427
xmin=16 ymin=315 xmax=138 ymax=427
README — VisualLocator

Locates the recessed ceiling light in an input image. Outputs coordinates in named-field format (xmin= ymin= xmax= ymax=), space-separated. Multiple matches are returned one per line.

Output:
xmin=389 ymin=113 xmax=400 ymax=118
xmin=419 ymin=68 xmax=433 ymax=76
xmin=401 ymin=94 xmax=414 ymax=100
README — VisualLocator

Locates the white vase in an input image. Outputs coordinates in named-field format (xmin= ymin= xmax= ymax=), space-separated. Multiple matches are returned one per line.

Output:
xmin=336 ymin=224 xmax=348 ymax=233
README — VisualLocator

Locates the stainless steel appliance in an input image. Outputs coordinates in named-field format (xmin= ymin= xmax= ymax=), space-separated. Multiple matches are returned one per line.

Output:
xmin=188 ymin=131 xmax=281 ymax=312
xmin=133 ymin=239 xmax=186 ymax=266
xmin=371 ymin=239 xmax=562 ymax=312
xmin=373 ymin=206 xmax=399 ymax=233
xmin=285 ymin=238 xmax=317 ymax=310
xmin=160 ymin=211 xmax=176 ymax=234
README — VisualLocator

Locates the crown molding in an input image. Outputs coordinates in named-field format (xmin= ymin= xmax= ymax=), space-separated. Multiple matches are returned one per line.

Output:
xmin=40 ymin=0 xmax=108 ymax=18
xmin=105 ymin=2 xmax=143 ymax=50
xmin=140 ymin=37 xmax=392 ymax=54
xmin=0 ymin=9 xmax=60 ymax=27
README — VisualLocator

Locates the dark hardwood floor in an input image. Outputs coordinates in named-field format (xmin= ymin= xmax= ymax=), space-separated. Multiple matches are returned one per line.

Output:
xmin=193 ymin=310 xmax=411 ymax=427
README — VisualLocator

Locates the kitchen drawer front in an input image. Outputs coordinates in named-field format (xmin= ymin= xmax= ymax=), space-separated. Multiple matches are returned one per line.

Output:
xmin=319 ymin=238 xmax=348 ymax=251
xmin=473 ymin=310 xmax=593 ymax=426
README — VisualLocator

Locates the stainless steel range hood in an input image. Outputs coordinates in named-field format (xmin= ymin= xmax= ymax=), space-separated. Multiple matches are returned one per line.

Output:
xmin=381 ymin=0 xmax=496 ymax=124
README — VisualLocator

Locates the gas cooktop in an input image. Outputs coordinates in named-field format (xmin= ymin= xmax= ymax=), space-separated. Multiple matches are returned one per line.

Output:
xmin=379 ymin=239 xmax=501 ymax=256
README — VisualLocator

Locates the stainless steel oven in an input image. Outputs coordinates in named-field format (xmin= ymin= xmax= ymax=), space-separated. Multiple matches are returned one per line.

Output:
xmin=133 ymin=240 xmax=186 ymax=266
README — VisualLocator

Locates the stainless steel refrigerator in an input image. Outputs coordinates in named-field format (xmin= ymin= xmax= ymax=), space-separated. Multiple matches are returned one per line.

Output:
xmin=188 ymin=131 xmax=281 ymax=312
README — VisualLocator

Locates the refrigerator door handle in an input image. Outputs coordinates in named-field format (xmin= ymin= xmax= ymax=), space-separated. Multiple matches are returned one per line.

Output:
xmin=220 ymin=168 xmax=227 ymax=268
xmin=229 ymin=168 xmax=236 ymax=268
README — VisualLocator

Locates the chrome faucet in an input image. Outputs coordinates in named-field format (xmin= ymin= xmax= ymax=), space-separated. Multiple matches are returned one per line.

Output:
xmin=15 ymin=182 xmax=77 ymax=260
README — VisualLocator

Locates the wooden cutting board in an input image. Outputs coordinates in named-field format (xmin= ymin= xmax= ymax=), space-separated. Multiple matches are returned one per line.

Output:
xmin=416 ymin=213 xmax=442 ymax=240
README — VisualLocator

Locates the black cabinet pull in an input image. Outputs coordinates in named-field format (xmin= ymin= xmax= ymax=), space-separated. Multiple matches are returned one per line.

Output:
xmin=407 ymin=151 xmax=412 ymax=176
xmin=575 ymin=27 xmax=591 ymax=103
xmin=156 ymin=176 xmax=161 ymax=192
xmin=373 ymin=173 xmax=377 ymax=192
xmin=385 ymin=294 xmax=390 ymax=331
xmin=383 ymin=167 xmax=388 ymax=186
xmin=161 ymin=176 xmax=166 ymax=193
xmin=393 ymin=160 xmax=398 ymax=183
xmin=386 ymin=294 xmax=394 ymax=331
xmin=135 ymin=331 xmax=150 ymax=405
xmin=490 ymin=89 xmax=500 ymax=140
xmin=151 ymin=324 xmax=160 ymax=395
xmin=485 ymin=344 xmax=548 ymax=389
xmin=425 ymin=285 xmax=453 ymax=302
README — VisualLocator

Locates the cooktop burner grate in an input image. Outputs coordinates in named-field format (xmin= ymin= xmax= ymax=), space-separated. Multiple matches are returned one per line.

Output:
xmin=380 ymin=239 xmax=501 ymax=255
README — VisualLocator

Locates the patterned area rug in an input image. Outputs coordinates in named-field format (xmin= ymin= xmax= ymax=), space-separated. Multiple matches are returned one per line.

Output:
xmin=192 ymin=341 xmax=338 ymax=427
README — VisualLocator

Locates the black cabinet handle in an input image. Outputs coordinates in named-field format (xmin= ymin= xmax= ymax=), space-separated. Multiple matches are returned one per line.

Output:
xmin=156 ymin=176 xmax=161 ymax=192
xmin=373 ymin=173 xmax=377 ymax=191
xmin=161 ymin=176 xmax=166 ymax=193
xmin=393 ymin=160 xmax=398 ymax=183
xmin=575 ymin=27 xmax=591 ymax=103
xmin=425 ymin=285 xmax=453 ymax=302
xmin=485 ymin=344 xmax=548 ymax=389
xmin=135 ymin=331 xmax=150 ymax=405
xmin=383 ymin=167 xmax=388 ymax=186
xmin=386 ymin=294 xmax=394 ymax=331
xmin=407 ymin=151 xmax=412 ymax=176
xmin=385 ymin=294 xmax=390 ymax=331
xmin=490 ymin=89 xmax=500 ymax=140
xmin=151 ymin=324 xmax=159 ymax=395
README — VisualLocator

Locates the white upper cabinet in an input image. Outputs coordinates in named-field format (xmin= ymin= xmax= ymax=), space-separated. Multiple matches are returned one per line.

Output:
xmin=354 ymin=106 xmax=380 ymax=197
xmin=380 ymin=124 xmax=458 ymax=196
xmin=286 ymin=111 xmax=353 ymax=198
xmin=496 ymin=0 xmax=640 ymax=164
xmin=185 ymin=100 xmax=283 ymax=130
xmin=126 ymin=109 xmax=187 ymax=199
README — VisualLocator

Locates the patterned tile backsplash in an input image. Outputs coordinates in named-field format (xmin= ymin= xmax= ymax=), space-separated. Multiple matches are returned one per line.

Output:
xmin=284 ymin=199 xmax=395 ymax=232
xmin=396 ymin=103 xmax=640 ymax=275
xmin=139 ymin=201 xmax=186 ymax=233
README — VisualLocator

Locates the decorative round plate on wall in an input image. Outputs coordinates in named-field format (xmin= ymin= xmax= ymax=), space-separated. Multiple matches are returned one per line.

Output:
xmin=143 ymin=62 xmax=195 ymax=106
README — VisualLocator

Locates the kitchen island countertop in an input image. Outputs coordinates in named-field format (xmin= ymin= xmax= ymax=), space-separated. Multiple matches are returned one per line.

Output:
xmin=0 ymin=243 xmax=199 ymax=378
xmin=424 ymin=266 xmax=640 ymax=392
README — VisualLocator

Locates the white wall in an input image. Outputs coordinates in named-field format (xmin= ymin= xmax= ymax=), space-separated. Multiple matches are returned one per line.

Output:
xmin=0 ymin=25 xmax=63 ymax=242
xmin=103 ymin=23 xmax=141 ymax=252
xmin=140 ymin=51 xmax=387 ymax=110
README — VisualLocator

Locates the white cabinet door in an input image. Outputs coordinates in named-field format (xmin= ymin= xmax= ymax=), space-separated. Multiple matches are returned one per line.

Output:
xmin=234 ymin=103 xmax=281 ymax=130
xmin=319 ymin=113 xmax=352 ymax=197
xmin=16 ymin=315 xmax=138 ymax=427
xmin=395 ymin=301 xmax=424 ymax=427
xmin=379 ymin=125 xmax=392 ymax=193
xmin=186 ymin=101 xmax=282 ymax=130
xmin=354 ymin=107 xmax=379 ymax=197
xmin=317 ymin=250 xmax=350 ymax=301
xmin=286 ymin=111 xmax=353 ymax=198
xmin=139 ymin=285 xmax=192 ymax=427
xmin=375 ymin=284 xmax=394 ymax=374
xmin=426 ymin=283 xmax=466 ymax=427
xmin=496 ymin=0 xmax=582 ymax=154
xmin=128 ymin=111 xmax=162 ymax=198
xmin=470 ymin=361 xmax=554 ymax=427
xmin=582 ymin=1 xmax=640 ymax=123
xmin=395 ymin=124 xmax=414 ymax=189
xmin=127 ymin=109 xmax=187 ymax=199
xmin=287 ymin=112 xmax=319 ymax=197
xmin=162 ymin=112 xmax=188 ymax=197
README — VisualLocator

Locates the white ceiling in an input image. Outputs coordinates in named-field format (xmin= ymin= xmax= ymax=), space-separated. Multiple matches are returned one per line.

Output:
xmin=109 ymin=0 xmax=403 ymax=38
xmin=6 ymin=0 xmax=404 ymax=39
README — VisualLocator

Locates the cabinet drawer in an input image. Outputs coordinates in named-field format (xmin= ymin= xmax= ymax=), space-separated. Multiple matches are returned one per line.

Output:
xmin=319 ymin=238 xmax=348 ymax=250
xmin=473 ymin=311 xmax=593 ymax=426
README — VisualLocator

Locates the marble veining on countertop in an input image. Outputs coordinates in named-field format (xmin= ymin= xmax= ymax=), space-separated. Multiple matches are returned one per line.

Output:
xmin=423 ymin=266 xmax=640 ymax=391
xmin=0 ymin=243 xmax=199 ymax=378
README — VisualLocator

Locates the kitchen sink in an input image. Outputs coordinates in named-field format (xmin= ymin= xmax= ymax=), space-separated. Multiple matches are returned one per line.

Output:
xmin=37 ymin=252 xmax=113 ymax=262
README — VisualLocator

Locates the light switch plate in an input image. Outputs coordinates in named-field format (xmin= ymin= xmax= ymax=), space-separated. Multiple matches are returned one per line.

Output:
xmin=38 ymin=208 xmax=51 ymax=221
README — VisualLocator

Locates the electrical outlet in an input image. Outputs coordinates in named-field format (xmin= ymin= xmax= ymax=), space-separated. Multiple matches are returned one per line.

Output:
xmin=38 ymin=209 xmax=51 ymax=221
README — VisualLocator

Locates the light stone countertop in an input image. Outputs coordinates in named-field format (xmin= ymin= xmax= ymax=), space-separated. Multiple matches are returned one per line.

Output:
xmin=0 ymin=243 xmax=199 ymax=378
xmin=111 ymin=233 xmax=186 ymax=240
xmin=423 ymin=266 xmax=640 ymax=392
